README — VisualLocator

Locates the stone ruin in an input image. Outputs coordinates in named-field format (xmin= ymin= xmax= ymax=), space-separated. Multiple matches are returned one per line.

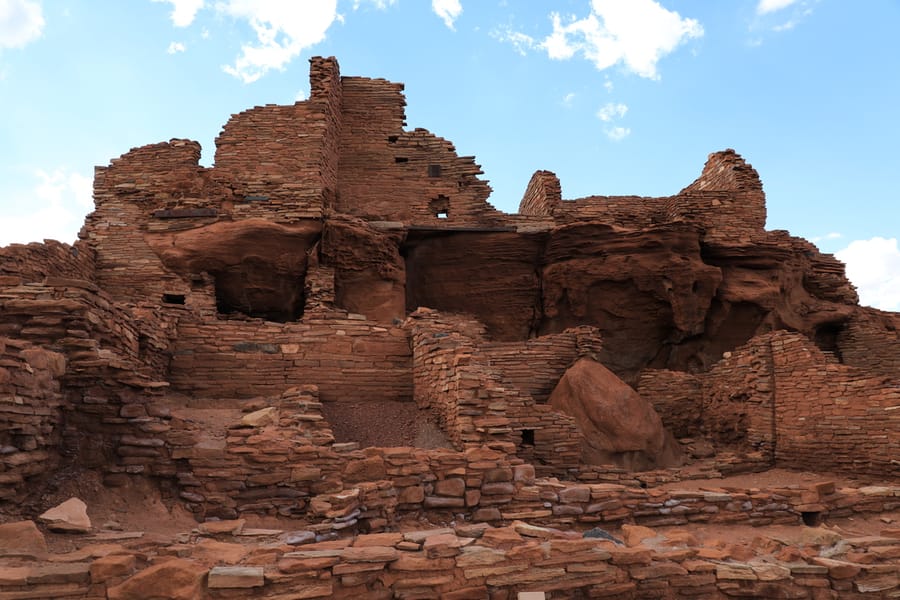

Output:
xmin=0 ymin=56 xmax=898 ymax=599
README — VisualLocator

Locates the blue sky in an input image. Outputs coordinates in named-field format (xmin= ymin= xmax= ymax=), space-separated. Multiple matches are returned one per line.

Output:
xmin=0 ymin=0 xmax=897 ymax=310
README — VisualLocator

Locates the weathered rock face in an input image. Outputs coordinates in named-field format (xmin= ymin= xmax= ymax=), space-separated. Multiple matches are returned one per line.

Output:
xmin=146 ymin=219 xmax=322 ymax=322
xmin=549 ymin=357 xmax=683 ymax=470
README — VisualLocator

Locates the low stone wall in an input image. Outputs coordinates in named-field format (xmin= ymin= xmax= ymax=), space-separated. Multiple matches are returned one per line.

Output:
xmin=772 ymin=334 xmax=900 ymax=479
xmin=5 ymin=506 xmax=900 ymax=600
xmin=404 ymin=309 xmax=584 ymax=473
xmin=0 ymin=338 xmax=65 ymax=501
xmin=168 ymin=315 xmax=412 ymax=402
xmin=0 ymin=240 xmax=95 ymax=283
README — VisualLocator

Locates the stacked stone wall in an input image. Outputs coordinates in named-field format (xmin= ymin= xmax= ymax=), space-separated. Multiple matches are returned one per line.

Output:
xmin=702 ymin=336 xmax=776 ymax=459
xmin=637 ymin=370 xmax=703 ymax=439
xmin=0 ymin=240 xmax=95 ymax=283
xmin=0 ymin=337 xmax=65 ymax=501
xmin=839 ymin=308 xmax=900 ymax=377
xmin=404 ymin=309 xmax=584 ymax=474
xmin=518 ymin=169 xmax=561 ymax=216
xmin=168 ymin=316 xmax=412 ymax=402
xmin=677 ymin=149 xmax=767 ymax=243
xmin=772 ymin=333 xmax=900 ymax=478
xmin=336 ymin=77 xmax=505 ymax=226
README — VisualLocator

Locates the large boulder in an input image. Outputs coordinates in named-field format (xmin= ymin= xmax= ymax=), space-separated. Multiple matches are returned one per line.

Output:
xmin=549 ymin=357 xmax=683 ymax=470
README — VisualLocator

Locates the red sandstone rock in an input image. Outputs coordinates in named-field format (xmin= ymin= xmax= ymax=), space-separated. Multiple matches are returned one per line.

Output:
xmin=0 ymin=520 xmax=47 ymax=557
xmin=106 ymin=558 xmax=207 ymax=600
xmin=38 ymin=497 xmax=92 ymax=533
xmin=549 ymin=357 xmax=683 ymax=469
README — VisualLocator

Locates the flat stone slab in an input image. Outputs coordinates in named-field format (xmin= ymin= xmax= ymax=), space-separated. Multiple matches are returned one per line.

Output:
xmin=207 ymin=566 xmax=265 ymax=589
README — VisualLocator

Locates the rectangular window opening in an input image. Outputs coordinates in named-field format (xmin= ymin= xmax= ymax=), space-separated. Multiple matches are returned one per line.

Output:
xmin=395 ymin=157 xmax=409 ymax=163
xmin=162 ymin=293 xmax=186 ymax=305
xmin=436 ymin=210 xmax=449 ymax=219
xmin=428 ymin=164 xmax=442 ymax=177
xmin=521 ymin=429 xmax=535 ymax=446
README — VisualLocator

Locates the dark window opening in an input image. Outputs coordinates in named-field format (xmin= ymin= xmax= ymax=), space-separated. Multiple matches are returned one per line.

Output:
xmin=387 ymin=135 xmax=399 ymax=143
xmin=395 ymin=157 xmax=409 ymax=163
xmin=162 ymin=293 xmax=186 ymax=305
xmin=428 ymin=164 xmax=442 ymax=177
xmin=521 ymin=429 xmax=535 ymax=446
xmin=429 ymin=195 xmax=450 ymax=219
xmin=813 ymin=321 xmax=845 ymax=363
xmin=801 ymin=511 xmax=823 ymax=526
xmin=213 ymin=264 xmax=305 ymax=323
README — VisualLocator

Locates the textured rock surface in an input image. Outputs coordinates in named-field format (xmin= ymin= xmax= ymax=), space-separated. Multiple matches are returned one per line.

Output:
xmin=549 ymin=358 xmax=683 ymax=469
xmin=38 ymin=497 xmax=92 ymax=533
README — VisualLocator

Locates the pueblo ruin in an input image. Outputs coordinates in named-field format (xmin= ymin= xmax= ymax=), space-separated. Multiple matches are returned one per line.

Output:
xmin=1 ymin=56 xmax=898 ymax=599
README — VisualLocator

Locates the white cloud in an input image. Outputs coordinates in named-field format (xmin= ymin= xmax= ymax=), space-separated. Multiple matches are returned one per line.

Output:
xmin=167 ymin=41 xmax=186 ymax=54
xmin=152 ymin=0 xmax=204 ymax=27
xmin=492 ymin=27 xmax=535 ymax=56
xmin=0 ymin=167 xmax=92 ymax=246
xmin=597 ymin=101 xmax=627 ymax=122
xmin=537 ymin=0 xmax=703 ymax=80
xmin=432 ymin=0 xmax=462 ymax=30
xmin=756 ymin=0 xmax=797 ymax=15
xmin=217 ymin=0 xmax=339 ymax=84
xmin=605 ymin=125 xmax=630 ymax=141
xmin=836 ymin=237 xmax=900 ymax=312
xmin=562 ymin=92 xmax=576 ymax=107
xmin=603 ymin=77 xmax=613 ymax=92
xmin=295 ymin=88 xmax=307 ymax=102
xmin=0 ymin=0 xmax=44 ymax=48
xmin=353 ymin=0 xmax=396 ymax=9
xmin=810 ymin=232 xmax=842 ymax=243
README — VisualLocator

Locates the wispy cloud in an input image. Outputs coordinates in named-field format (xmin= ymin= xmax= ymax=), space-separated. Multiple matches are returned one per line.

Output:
xmin=756 ymin=0 xmax=798 ymax=16
xmin=597 ymin=102 xmax=628 ymax=122
xmin=167 ymin=41 xmax=186 ymax=54
xmin=0 ymin=167 xmax=93 ymax=246
xmin=492 ymin=27 xmax=535 ymax=56
xmin=596 ymin=102 xmax=630 ymax=140
xmin=752 ymin=0 xmax=815 ymax=36
xmin=353 ymin=0 xmax=397 ymax=9
xmin=0 ymin=0 xmax=44 ymax=49
xmin=217 ymin=0 xmax=339 ymax=84
xmin=152 ymin=0 xmax=205 ymax=27
xmin=605 ymin=126 xmax=631 ymax=141
xmin=432 ymin=0 xmax=462 ymax=30
xmin=836 ymin=237 xmax=900 ymax=311
xmin=497 ymin=0 xmax=703 ymax=80
xmin=810 ymin=232 xmax=842 ymax=243
xmin=562 ymin=92 xmax=576 ymax=107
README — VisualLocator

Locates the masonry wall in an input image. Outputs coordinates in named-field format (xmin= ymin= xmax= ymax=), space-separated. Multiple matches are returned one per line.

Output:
xmin=404 ymin=309 xmax=584 ymax=475
xmin=0 ymin=240 xmax=95 ymax=283
xmin=483 ymin=325 xmax=602 ymax=405
xmin=0 ymin=337 xmax=65 ymax=502
xmin=335 ymin=77 xmax=505 ymax=226
xmin=517 ymin=169 xmax=561 ymax=216
xmin=677 ymin=149 xmax=766 ymax=242
xmin=84 ymin=140 xmax=213 ymax=302
xmin=702 ymin=336 xmax=777 ymax=459
xmin=839 ymin=308 xmax=900 ymax=377
xmin=772 ymin=333 xmax=900 ymax=478
xmin=168 ymin=316 xmax=412 ymax=402
xmin=636 ymin=369 xmax=703 ymax=439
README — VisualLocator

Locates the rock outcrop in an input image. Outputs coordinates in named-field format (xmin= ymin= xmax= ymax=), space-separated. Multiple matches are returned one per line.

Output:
xmin=549 ymin=357 xmax=683 ymax=470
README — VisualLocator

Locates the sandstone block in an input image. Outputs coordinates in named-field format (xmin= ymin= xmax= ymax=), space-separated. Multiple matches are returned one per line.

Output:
xmin=207 ymin=566 xmax=265 ymax=588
